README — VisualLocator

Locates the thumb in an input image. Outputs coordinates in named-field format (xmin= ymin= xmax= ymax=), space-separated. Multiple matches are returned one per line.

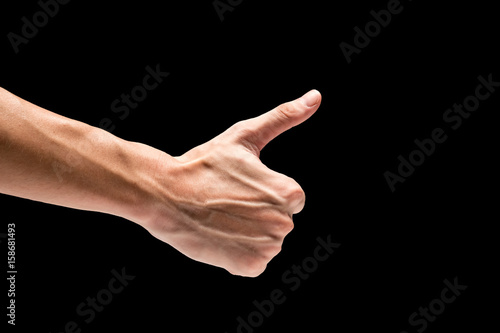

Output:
xmin=240 ymin=89 xmax=322 ymax=152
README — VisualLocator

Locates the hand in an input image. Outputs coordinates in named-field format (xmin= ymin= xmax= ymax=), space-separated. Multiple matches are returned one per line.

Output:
xmin=144 ymin=90 xmax=322 ymax=277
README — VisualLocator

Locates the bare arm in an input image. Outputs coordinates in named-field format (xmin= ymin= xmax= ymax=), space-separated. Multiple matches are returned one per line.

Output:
xmin=0 ymin=86 xmax=321 ymax=276
xmin=0 ymin=86 xmax=167 ymax=222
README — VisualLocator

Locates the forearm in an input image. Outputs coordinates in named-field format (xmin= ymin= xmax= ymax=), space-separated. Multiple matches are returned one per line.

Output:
xmin=0 ymin=87 xmax=169 ymax=223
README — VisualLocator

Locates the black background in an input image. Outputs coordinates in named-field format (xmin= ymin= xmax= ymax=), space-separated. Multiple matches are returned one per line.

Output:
xmin=1 ymin=0 xmax=498 ymax=332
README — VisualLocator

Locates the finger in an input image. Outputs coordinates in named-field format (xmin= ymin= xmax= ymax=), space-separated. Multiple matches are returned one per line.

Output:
xmin=240 ymin=89 xmax=322 ymax=152
xmin=258 ymin=165 xmax=306 ymax=215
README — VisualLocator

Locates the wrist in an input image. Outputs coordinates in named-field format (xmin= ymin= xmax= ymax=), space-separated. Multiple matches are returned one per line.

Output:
xmin=114 ymin=138 xmax=178 ymax=229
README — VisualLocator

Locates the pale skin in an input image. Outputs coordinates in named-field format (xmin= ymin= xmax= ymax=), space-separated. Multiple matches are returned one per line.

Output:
xmin=0 ymin=87 xmax=322 ymax=277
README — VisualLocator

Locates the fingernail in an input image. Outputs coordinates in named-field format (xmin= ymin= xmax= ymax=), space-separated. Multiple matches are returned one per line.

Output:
xmin=301 ymin=89 xmax=321 ymax=107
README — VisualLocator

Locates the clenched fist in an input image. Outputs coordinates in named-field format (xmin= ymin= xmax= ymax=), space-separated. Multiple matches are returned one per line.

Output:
xmin=0 ymin=86 xmax=320 ymax=278
xmin=143 ymin=90 xmax=322 ymax=277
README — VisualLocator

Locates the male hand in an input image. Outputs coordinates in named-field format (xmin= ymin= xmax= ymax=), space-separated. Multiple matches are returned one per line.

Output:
xmin=144 ymin=90 xmax=322 ymax=277
xmin=0 ymin=86 xmax=320 ymax=277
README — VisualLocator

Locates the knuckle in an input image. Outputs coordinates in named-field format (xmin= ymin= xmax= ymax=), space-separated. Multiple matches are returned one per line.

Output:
xmin=231 ymin=120 xmax=248 ymax=133
xmin=273 ymin=102 xmax=296 ymax=124
xmin=273 ymin=217 xmax=294 ymax=235
xmin=274 ymin=179 xmax=306 ymax=214
xmin=265 ymin=244 xmax=283 ymax=258
xmin=229 ymin=120 xmax=246 ymax=133
xmin=226 ymin=121 xmax=250 ymax=140
xmin=282 ymin=180 xmax=305 ymax=205
xmin=277 ymin=101 xmax=296 ymax=116
xmin=243 ymin=258 xmax=267 ymax=277
xmin=232 ymin=120 xmax=256 ymax=138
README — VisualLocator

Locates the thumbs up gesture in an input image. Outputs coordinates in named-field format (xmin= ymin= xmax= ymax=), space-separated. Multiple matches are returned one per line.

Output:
xmin=145 ymin=90 xmax=322 ymax=277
